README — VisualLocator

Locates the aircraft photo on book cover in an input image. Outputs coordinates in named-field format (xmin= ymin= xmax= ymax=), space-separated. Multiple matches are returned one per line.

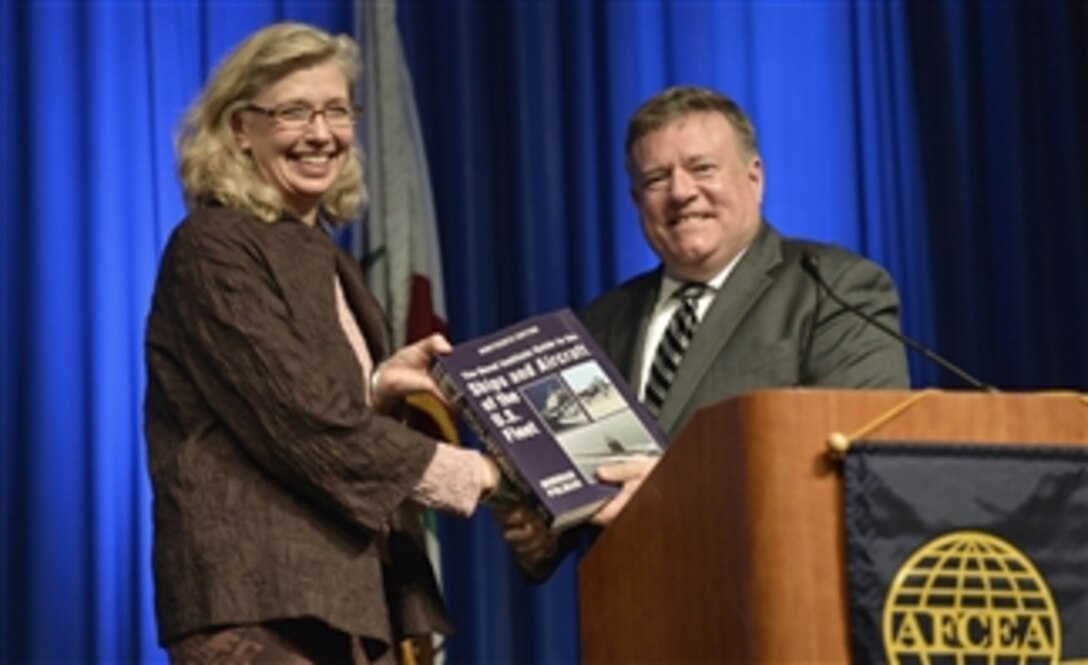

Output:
xmin=521 ymin=360 xmax=662 ymax=480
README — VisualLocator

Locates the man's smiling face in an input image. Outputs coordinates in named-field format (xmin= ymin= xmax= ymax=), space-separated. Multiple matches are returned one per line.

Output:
xmin=629 ymin=111 xmax=765 ymax=282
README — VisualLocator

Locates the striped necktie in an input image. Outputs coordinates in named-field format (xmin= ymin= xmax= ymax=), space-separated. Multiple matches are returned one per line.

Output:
xmin=644 ymin=282 xmax=708 ymax=418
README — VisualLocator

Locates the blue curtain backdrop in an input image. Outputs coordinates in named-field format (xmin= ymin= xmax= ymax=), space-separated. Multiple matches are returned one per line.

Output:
xmin=1 ymin=1 xmax=1084 ymax=664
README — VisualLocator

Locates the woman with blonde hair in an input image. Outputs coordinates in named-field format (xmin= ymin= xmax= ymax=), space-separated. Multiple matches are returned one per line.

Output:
xmin=145 ymin=22 xmax=500 ymax=664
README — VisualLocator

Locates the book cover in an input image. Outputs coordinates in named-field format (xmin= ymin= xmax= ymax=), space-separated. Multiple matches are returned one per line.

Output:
xmin=432 ymin=308 xmax=667 ymax=530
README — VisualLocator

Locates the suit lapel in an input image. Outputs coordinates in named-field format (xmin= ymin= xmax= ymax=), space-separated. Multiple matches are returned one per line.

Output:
xmin=656 ymin=224 xmax=783 ymax=435
xmin=616 ymin=271 xmax=662 ymax=388
xmin=590 ymin=269 xmax=661 ymax=389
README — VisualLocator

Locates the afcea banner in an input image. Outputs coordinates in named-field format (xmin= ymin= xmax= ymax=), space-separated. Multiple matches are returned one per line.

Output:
xmin=843 ymin=443 xmax=1087 ymax=665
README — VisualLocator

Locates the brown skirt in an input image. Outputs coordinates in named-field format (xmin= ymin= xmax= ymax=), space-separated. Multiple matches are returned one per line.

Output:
xmin=165 ymin=618 xmax=395 ymax=665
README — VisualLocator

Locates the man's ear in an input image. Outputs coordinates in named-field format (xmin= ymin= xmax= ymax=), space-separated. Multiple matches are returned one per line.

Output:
xmin=748 ymin=156 xmax=765 ymax=205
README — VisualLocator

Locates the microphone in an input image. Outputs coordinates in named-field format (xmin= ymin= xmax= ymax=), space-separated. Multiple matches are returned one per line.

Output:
xmin=800 ymin=252 xmax=997 ymax=392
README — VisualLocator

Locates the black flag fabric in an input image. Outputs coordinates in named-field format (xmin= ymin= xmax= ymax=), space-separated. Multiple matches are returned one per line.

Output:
xmin=843 ymin=443 xmax=1088 ymax=664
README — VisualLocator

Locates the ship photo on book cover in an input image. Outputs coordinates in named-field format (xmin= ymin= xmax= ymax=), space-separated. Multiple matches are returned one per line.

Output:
xmin=432 ymin=308 xmax=666 ymax=530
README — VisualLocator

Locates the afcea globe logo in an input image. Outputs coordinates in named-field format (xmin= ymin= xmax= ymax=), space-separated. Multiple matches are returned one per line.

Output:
xmin=882 ymin=531 xmax=1073 ymax=665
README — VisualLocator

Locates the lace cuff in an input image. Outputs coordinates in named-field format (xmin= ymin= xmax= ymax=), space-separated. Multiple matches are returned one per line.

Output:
xmin=411 ymin=443 xmax=488 ymax=517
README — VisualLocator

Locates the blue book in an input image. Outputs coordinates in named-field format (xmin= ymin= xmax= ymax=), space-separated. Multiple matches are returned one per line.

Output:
xmin=432 ymin=308 xmax=667 ymax=530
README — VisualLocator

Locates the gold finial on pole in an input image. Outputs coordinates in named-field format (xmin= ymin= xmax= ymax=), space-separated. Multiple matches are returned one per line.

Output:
xmin=825 ymin=390 xmax=940 ymax=460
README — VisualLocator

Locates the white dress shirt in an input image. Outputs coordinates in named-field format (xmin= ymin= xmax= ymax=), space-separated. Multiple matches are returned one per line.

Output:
xmin=636 ymin=250 xmax=748 ymax=399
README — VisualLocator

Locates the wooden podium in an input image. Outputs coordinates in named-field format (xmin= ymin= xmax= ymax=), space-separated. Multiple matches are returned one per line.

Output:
xmin=578 ymin=389 xmax=1088 ymax=663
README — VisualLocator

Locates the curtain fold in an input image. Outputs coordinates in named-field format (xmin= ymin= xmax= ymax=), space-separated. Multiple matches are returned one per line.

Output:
xmin=907 ymin=1 xmax=1088 ymax=390
xmin=1 ymin=1 xmax=1084 ymax=663
xmin=0 ymin=3 xmax=352 ymax=663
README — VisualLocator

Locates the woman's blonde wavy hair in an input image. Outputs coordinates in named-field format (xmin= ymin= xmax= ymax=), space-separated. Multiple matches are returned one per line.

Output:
xmin=177 ymin=22 xmax=366 ymax=224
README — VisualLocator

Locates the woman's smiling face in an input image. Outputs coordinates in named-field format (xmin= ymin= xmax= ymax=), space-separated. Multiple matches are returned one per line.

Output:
xmin=233 ymin=59 xmax=355 ymax=224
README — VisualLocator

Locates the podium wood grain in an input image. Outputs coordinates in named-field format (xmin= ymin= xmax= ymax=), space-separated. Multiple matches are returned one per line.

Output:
xmin=578 ymin=389 xmax=1088 ymax=663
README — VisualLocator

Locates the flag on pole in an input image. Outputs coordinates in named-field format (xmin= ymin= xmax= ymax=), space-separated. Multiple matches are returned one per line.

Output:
xmin=356 ymin=2 xmax=456 ymax=663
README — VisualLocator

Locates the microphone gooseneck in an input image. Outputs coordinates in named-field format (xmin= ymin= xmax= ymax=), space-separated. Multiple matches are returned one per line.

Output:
xmin=800 ymin=252 xmax=997 ymax=392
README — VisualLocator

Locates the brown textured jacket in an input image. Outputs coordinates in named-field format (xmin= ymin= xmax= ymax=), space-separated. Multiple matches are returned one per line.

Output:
xmin=143 ymin=206 xmax=450 ymax=649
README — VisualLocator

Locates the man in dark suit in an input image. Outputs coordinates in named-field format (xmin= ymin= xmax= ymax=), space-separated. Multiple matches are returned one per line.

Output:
xmin=499 ymin=86 xmax=909 ymax=566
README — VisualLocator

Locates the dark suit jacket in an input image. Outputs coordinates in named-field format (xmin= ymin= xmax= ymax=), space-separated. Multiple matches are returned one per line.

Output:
xmin=581 ymin=221 xmax=911 ymax=440
xmin=144 ymin=206 xmax=449 ymax=649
